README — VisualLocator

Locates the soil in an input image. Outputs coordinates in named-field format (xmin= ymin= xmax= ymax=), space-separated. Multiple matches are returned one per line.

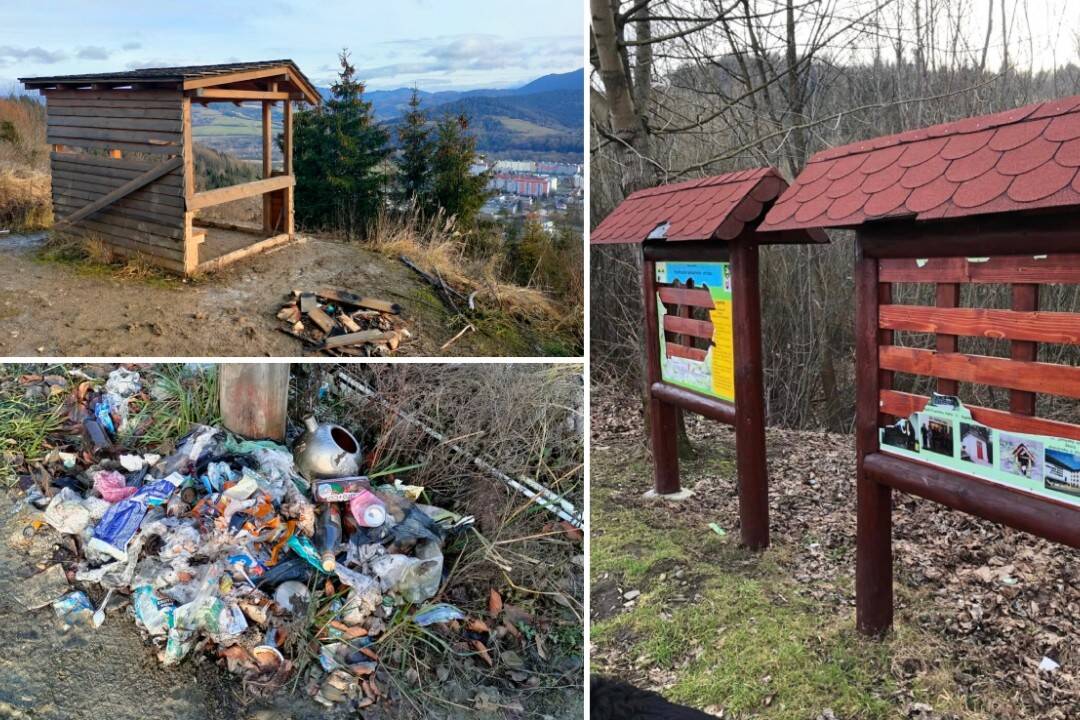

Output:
xmin=0 ymin=233 xmax=541 ymax=358
xmin=0 ymin=490 xmax=353 ymax=720
xmin=590 ymin=383 xmax=1079 ymax=719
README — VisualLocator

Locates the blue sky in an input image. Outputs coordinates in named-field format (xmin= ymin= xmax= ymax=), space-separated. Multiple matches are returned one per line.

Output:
xmin=1 ymin=0 xmax=584 ymax=92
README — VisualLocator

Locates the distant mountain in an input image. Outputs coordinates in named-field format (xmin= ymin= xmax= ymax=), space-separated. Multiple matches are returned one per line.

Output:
xmin=347 ymin=68 xmax=584 ymax=121
xmin=365 ymin=69 xmax=583 ymax=161
xmin=510 ymin=69 xmax=582 ymax=95
xmin=192 ymin=68 xmax=583 ymax=163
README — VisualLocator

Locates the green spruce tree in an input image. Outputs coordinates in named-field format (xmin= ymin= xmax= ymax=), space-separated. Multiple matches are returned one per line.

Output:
xmin=396 ymin=88 xmax=432 ymax=210
xmin=430 ymin=113 xmax=489 ymax=228
xmin=292 ymin=50 xmax=390 ymax=237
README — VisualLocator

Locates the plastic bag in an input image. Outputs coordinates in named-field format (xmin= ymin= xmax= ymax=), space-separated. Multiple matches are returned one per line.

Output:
xmin=105 ymin=367 xmax=141 ymax=397
xmin=53 ymin=591 xmax=94 ymax=623
xmin=43 ymin=486 xmax=108 ymax=535
xmin=93 ymin=470 xmax=137 ymax=503
xmin=414 ymin=603 xmax=464 ymax=627
xmin=132 ymin=585 xmax=175 ymax=636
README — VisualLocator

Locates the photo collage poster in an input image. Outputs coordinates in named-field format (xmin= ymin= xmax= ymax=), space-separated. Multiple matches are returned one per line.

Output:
xmin=880 ymin=394 xmax=1080 ymax=507
xmin=655 ymin=261 xmax=735 ymax=402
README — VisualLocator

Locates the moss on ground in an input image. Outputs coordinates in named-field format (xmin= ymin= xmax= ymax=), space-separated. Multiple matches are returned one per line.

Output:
xmin=591 ymin=443 xmax=987 ymax=720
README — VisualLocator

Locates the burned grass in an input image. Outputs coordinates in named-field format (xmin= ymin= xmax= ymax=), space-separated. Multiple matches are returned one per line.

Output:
xmin=590 ymin=383 xmax=1078 ymax=720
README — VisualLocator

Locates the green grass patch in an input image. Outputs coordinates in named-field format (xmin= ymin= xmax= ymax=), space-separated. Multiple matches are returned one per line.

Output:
xmin=0 ymin=371 xmax=65 ymax=486
xmin=36 ymin=235 xmax=183 ymax=288
xmin=123 ymin=365 xmax=220 ymax=448
xmin=590 ymin=445 xmax=898 ymax=719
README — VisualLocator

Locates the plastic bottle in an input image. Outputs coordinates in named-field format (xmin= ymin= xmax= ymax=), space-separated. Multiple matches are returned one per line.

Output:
xmin=348 ymin=489 xmax=386 ymax=527
xmin=315 ymin=504 xmax=342 ymax=572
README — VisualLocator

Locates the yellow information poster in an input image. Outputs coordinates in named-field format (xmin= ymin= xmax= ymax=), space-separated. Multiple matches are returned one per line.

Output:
xmin=655 ymin=261 xmax=735 ymax=403
xmin=709 ymin=299 xmax=734 ymax=399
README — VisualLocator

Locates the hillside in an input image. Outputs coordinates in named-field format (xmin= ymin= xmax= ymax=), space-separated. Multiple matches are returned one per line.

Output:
xmin=193 ymin=68 xmax=583 ymax=162
xmin=427 ymin=89 xmax=582 ymax=157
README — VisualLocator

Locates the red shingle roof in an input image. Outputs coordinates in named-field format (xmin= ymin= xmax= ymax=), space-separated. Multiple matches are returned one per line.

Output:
xmin=591 ymin=167 xmax=825 ymax=244
xmin=759 ymin=95 xmax=1080 ymax=232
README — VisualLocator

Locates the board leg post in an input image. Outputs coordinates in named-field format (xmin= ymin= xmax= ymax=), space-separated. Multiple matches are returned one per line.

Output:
xmin=731 ymin=240 xmax=768 ymax=549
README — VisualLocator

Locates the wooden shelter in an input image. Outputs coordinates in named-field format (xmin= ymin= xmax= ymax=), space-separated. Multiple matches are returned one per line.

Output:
xmin=20 ymin=60 xmax=321 ymax=275
xmin=760 ymin=95 xmax=1080 ymax=634
xmin=591 ymin=168 xmax=825 ymax=549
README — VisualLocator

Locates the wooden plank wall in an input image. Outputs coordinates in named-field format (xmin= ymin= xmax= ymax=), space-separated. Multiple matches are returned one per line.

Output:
xmin=875 ymin=253 xmax=1080 ymax=440
xmin=46 ymin=90 xmax=186 ymax=271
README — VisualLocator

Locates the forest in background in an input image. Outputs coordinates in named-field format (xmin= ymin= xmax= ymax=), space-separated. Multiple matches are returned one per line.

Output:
xmin=591 ymin=0 xmax=1080 ymax=431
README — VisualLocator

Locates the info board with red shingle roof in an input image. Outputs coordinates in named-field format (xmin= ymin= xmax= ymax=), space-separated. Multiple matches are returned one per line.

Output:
xmin=591 ymin=167 xmax=826 ymax=244
xmin=759 ymin=95 xmax=1080 ymax=233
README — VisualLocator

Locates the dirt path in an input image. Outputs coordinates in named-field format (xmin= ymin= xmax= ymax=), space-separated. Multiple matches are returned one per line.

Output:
xmin=0 ymin=233 xmax=533 ymax=358
xmin=590 ymin=385 xmax=1078 ymax=720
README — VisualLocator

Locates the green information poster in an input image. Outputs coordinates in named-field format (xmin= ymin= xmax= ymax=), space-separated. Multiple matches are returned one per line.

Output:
xmin=880 ymin=394 xmax=1080 ymax=507
xmin=655 ymin=261 xmax=735 ymax=402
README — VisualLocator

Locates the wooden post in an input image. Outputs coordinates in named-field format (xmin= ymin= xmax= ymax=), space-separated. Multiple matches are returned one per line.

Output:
xmin=219 ymin=363 xmax=290 ymax=442
xmin=935 ymin=283 xmax=960 ymax=395
xmin=855 ymin=237 xmax=893 ymax=636
xmin=262 ymin=100 xmax=272 ymax=233
xmin=1010 ymin=284 xmax=1039 ymax=415
xmin=283 ymin=100 xmax=294 ymax=238
xmin=181 ymin=97 xmax=197 ymax=275
xmin=730 ymin=240 xmax=768 ymax=549
xmin=643 ymin=256 xmax=681 ymax=495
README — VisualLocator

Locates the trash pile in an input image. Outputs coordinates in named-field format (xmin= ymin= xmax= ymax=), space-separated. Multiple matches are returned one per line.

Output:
xmin=13 ymin=368 xmax=481 ymax=712
xmin=277 ymin=288 xmax=410 ymax=357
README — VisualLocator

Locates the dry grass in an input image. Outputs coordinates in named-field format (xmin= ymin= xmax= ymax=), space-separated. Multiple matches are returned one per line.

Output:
xmin=0 ymin=96 xmax=51 ymax=232
xmin=304 ymin=363 xmax=585 ymax=717
xmin=367 ymin=209 xmax=564 ymax=324
xmin=0 ymin=167 xmax=52 ymax=232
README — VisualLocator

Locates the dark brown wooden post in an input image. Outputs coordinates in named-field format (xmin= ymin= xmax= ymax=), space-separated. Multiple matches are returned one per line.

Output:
xmin=935 ymin=283 xmax=960 ymax=395
xmin=1010 ymin=283 xmax=1039 ymax=415
xmin=643 ymin=255 xmax=681 ymax=494
xmin=730 ymin=239 xmax=769 ymax=549
xmin=855 ymin=238 xmax=893 ymax=635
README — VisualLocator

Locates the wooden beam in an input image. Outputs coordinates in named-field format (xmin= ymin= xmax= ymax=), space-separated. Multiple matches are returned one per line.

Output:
xmin=879 ymin=345 xmax=1080 ymax=399
xmin=263 ymin=100 xmax=272 ymax=232
xmin=190 ymin=88 xmax=289 ymax=101
xmin=731 ymin=239 xmax=769 ymax=550
xmin=181 ymin=96 xmax=196 ymax=275
xmin=55 ymin=156 xmax=183 ymax=228
xmin=643 ymin=256 xmax=681 ymax=495
xmin=662 ymin=314 xmax=713 ymax=340
xmin=194 ymin=232 xmax=293 ymax=274
xmin=879 ymin=254 xmax=1080 ymax=284
xmin=934 ymin=283 xmax=960 ymax=395
xmin=650 ymin=382 xmax=736 ymax=424
xmin=188 ymin=175 xmax=294 ymax=211
xmin=1010 ymin=284 xmax=1039 ymax=415
xmin=878 ymin=304 xmax=1080 ymax=345
xmin=865 ymin=452 xmax=1080 ymax=548
xmin=284 ymin=100 xmax=294 ymax=237
xmin=183 ymin=67 xmax=291 ymax=90
xmin=854 ymin=243 xmax=893 ymax=636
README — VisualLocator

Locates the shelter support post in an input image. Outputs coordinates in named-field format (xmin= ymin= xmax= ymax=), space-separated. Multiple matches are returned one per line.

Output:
xmin=643 ymin=256 xmax=681 ymax=495
xmin=284 ymin=100 xmax=294 ymax=238
xmin=262 ymin=100 xmax=273 ymax=233
xmin=730 ymin=240 xmax=768 ymax=549
xmin=855 ymin=239 xmax=893 ymax=636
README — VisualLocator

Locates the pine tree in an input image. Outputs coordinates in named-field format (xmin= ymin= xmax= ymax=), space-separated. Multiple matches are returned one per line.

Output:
xmin=292 ymin=50 xmax=390 ymax=237
xmin=430 ymin=113 xmax=489 ymax=228
xmin=396 ymin=88 xmax=432 ymax=209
